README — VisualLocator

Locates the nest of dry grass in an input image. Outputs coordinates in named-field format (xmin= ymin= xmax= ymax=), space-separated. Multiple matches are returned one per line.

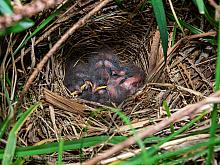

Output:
xmin=6 ymin=0 xmax=215 ymax=163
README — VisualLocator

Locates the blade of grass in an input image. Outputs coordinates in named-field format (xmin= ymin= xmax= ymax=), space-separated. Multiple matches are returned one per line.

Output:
xmin=0 ymin=75 xmax=14 ymax=138
xmin=108 ymin=107 xmax=148 ymax=163
xmin=2 ymin=102 xmax=41 ymax=165
xmin=0 ymin=18 xmax=35 ymax=36
xmin=0 ymin=136 xmax=127 ymax=159
xmin=163 ymin=101 xmax=175 ymax=133
xmin=152 ymin=136 xmax=220 ymax=163
xmin=0 ymin=115 xmax=13 ymax=139
xmin=168 ymin=13 xmax=204 ymax=34
xmin=148 ymin=110 xmax=208 ymax=156
xmin=206 ymin=21 xmax=220 ymax=165
xmin=151 ymin=0 xmax=168 ymax=62
xmin=171 ymin=23 xmax=177 ymax=47
xmin=192 ymin=0 xmax=217 ymax=28
xmin=0 ymin=0 xmax=12 ymax=15
xmin=58 ymin=138 xmax=64 ymax=165
xmin=167 ymin=13 xmax=216 ymax=45
xmin=123 ymin=135 xmax=219 ymax=165
xmin=12 ymin=157 xmax=25 ymax=165
xmin=8 ymin=18 xmax=34 ymax=33
xmin=195 ymin=0 xmax=205 ymax=14
xmin=163 ymin=149 xmax=207 ymax=165
xmin=167 ymin=0 xmax=184 ymax=34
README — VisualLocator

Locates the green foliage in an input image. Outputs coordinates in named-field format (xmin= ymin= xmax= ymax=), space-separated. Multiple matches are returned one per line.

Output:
xmin=108 ymin=107 xmax=148 ymax=163
xmin=0 ymin=0 xmax=12 ymax=15
xmin=0 ymin=74 xmax=14 ymax=139
xmin=171 ymin=24 xmax=177 ymax=47
xmin=0 ymin=18 xmax=34 ymax=36
xmin=151 ymin=0 xmax=168 ymax=61
xmin=167 ymin=0 xmax=184 ymax=34
xmin=192 ymin=0 xmax=217 ymax=27
xmin=2 ymin=102 xmax=41 ymax=165
xmin=0 ymin=136 xmax=127 ymax=159
xmin=58 ymin=139 xmax=64 ymax=165
xmin=195 ymin=0 xmax=205 ymax=14
xmin=163 ymin=101 xmax=174 ymax=133
xmin=206 ymin=21 xmax=220 ymax=165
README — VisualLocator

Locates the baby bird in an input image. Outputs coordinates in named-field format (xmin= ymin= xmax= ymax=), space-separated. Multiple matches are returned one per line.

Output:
xmin=64 ymin=46 xmax=145 ymax=105
xmin=107 ymin=65 xmax=145 ymax=104
xmin=64 ymin=61 xmax=91 ymax=95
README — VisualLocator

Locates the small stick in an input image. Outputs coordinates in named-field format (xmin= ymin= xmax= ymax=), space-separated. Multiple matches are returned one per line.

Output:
xmin=0 ymin=0 xmax=64 ymax=29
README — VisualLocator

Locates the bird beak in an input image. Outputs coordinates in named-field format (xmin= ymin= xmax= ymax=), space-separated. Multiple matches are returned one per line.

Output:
xmin=71 ymin=80 xmax=93 ymax=96
xmin=92 ymin=83 xmax=107 ymax=93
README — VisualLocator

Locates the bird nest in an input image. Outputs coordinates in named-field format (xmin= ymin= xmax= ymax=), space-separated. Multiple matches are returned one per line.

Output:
xmin=15 ymin=0 xmax=216 ymax=163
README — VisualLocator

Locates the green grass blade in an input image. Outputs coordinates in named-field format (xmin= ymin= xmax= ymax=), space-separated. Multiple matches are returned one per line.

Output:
xmin=8 ymin=18 xmax=34 ymax=33
xmin=58 ymin=139 xmax=64 ymax=165
xmin=108 ymin=107 xmax=148 ymax=163
xmin=206 ymin=21 xmax=220 ymax=165
xmin=214 ymin=24 xmax=220 ymax=91
xmin=2 ymin=102 xmax=41 ymax=165
xmin=203 ymin=6 xmax=218 ymax=28
xmin=168 ymin=0 xmax=184 ymax=33
xmin=0 ymin=18 xmax=35 ymax=36
xmin=0 ymin=115 xmax=12 ymax=139
xmin=148 ymin=110 xmax=208 ymax=156
xmin=0 ymin=0 xmax=12 ymax=15
xmin=163 ymin=101 xmax=175 ymax=133
xmin=12 ymin=157 xmax=25 ymax=165
xmin=167 ymin=13 xmax=216 ymax=45
xmin=152 ymin=136 xmax=220 ymax=163
xmin=151 ymin=0 xmax=168 ymax=62
xmin=168 ymin=13 xmax=203 ymax=34
xmin=0 ymin=136 xmax=127 ymax=159
xmin=171 ymin=24 xmax=177 ymax=47
xmin=195 ymin=0 xmax=205 ymax=14
xmin=0 ymin=75 xmax=14 ymax=139
xmin=192 ymin=0 xmax=217 ymax=27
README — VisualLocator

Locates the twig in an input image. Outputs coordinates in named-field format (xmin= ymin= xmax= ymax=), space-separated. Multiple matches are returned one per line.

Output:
xmin=208 ymin=0 xmax=219 ymax=9
xmin=0 ymin=0 xmax=65 ymax=29
xmin=84 ymin=90 xmax=220 ymax=165
xmin=147 ymin=83 xmax=204 ymax=97
xmin=14 ymin=0 xmax=112 ymax=116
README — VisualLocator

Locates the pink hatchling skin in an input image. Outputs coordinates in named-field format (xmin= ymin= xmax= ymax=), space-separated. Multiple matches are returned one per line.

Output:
xmin=107 ymin=66 xmax=145 ymax=104
xmin=64 ymin=47 xmax=145 ymax=105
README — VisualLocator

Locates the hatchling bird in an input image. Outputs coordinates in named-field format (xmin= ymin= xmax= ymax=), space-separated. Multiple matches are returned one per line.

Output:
xmin=64 ymin=46 xmax=145 ymax=105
